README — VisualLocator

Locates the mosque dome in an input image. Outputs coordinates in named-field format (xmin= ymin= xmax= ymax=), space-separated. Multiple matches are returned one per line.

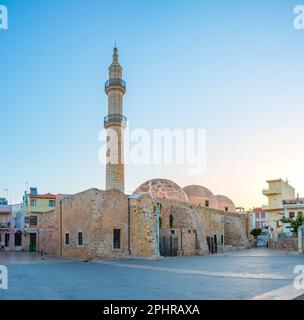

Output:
xmin=215 ymin=195 xmax=236 ymax=213
xmin=133 ymin=179 xmax=189 ymax=202
xmin=183 ymin=185 xmax=219 ymax=209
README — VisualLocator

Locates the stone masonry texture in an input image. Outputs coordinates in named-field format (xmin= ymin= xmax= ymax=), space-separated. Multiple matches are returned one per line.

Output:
xmin=38 ymin=190 xmax=249 ymax=259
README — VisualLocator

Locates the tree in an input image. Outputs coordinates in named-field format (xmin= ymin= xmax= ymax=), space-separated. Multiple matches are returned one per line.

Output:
xmin=250 ymin=228 xmax=262 ymax=238
xmin=290 ymin=216 xmax=304 ymax=235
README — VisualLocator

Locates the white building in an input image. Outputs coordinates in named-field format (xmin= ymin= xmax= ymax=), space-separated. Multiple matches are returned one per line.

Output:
xmin=0 ymin=202 xmax=24 ymax=251
xmin=250 ymin=208 xmax=267 ymax=230
xmin=282 ymin=198 xmax=304 ymax=237
xmin=262 ymin=179 xmax=296 ymax=238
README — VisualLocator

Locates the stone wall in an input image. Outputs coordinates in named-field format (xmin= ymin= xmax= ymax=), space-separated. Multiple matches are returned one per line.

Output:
xmin=224 ymin=215 xmax=249 ymax=248
xmin=38 ymin=189 xmax=249 ymax=260
xmin=159 ymin=199 xmax=209 ymax=255
xmin=130 ymin=196 xmax=157 ymax=257
xmin=269 ymin=237 xmax=298 ymax=251
xmin=193 ymin=207 xmax=249 ymax=249
xmin=38 ymin=210 xmax=55 ymax=254
xmin=160 ymin=228 xmax=198 ymax=256
xmin=159 ymin=199 xmax=249 ymax=253
xmin=239 ymin=212 xmax=251 ymax=238
xmin=38 ymin=189 xmax=158 ymax=260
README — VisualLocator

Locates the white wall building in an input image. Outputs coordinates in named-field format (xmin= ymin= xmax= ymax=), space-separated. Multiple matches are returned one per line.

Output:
xmin=282 ymin=198 xmax=304 ymax=237
xmin=250 ymin=208 xmax=267 ymax=230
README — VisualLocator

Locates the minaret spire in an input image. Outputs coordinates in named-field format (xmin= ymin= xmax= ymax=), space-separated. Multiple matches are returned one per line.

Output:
xmin=112 ymin=44 xmax=119 ymax=64
xmin=104 ymin=47 xmax=127 ymax=193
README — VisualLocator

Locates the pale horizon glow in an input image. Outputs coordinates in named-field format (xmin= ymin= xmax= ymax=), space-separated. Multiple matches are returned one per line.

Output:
xmin=1 ymin=0 xmax=304 ymax=209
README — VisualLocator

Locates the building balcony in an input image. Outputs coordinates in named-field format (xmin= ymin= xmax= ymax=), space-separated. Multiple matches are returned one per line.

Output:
xmin=105 ymin=78 xmax=126 ymax=93
xmin=104 ymin=114 xmax=127 ymax=128
xmin=262 ymin=188 xmax=281 ymax=196
xmin=262 ymin=204 xmax=284 ymax=212
xmin=0 ymin=222 xmax=10 ymax=230
xmin=283 ymin=198 xmax=304 ymax=206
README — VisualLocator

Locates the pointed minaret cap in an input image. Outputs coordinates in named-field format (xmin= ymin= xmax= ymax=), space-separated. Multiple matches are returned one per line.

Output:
xmin=112 ymin=45 xmax=119 ymax=64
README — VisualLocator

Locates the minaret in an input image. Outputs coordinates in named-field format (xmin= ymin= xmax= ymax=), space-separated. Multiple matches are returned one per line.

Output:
xmin=104 ymin=47 xmax=127 ymax=193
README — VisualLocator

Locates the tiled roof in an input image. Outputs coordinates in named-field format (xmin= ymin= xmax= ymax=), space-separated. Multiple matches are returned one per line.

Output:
xmin=28 ymin=193 xmax=56 ymax=199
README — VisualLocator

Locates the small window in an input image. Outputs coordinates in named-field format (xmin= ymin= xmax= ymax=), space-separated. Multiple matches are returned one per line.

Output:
xmin=225 ymin=207 xmax=229 ymax=212
xmin=49 ymin=200 xmax=56 ymax=207
xmin=65 ymin=233 xmax=70 ymax=245
xmin=113 ymin=229 xmax=121 ymax=249
xmin=205 ymin=200 xmax=209 ymax=207
xmin=289 ymin=212 xmax=295 ymax=219
xmin=30 ymin=216 xmax=37 ymax=227
xmin=30 ymin=199 xmax=37 ymax=207
xmin=78 ymin=232 xmax=83 ymax=246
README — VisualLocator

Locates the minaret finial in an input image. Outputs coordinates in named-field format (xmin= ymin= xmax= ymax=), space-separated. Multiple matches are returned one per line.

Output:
xmin=112 ymin=43 xmax=119 ymax=63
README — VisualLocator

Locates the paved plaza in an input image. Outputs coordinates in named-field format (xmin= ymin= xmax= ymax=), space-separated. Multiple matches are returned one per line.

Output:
xmin=0 ymin=249 xmax=303 ymax=300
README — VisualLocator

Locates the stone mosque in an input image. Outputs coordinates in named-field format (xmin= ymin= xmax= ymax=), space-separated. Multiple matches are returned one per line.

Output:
xmin=38 ymin=48 xmax=249 ymax=260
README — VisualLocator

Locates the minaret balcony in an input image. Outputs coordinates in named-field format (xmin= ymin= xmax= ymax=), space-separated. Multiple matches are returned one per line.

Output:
xmin=104 ymin=114 xmax=127 ymax=128
xmin=105 ymin=78 xmax=126 ymax=93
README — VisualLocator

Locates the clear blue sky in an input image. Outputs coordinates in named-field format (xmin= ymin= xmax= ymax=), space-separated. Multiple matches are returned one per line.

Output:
xmin=1 ymin=0 xmax=304 ymax=208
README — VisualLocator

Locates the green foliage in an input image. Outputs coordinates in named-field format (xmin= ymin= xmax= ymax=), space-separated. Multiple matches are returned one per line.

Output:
xmin=290 ymin=216 xmax=304 ymax=235
xmin=250 ymin=228 xmax=262 ymax=238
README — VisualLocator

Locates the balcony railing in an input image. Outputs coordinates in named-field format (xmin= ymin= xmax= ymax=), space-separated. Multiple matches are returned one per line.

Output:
xmin=262 ymin=188 xmax=281 ymax=195
xmin=283 ymin=198 xmax=304 ymax=205
xmin=0 ymin=222 xmax=10 ymax=229
xmin=105 ymin=78 xmax=126 ymax=91
xmin=104 ymin=114 xmax=127 ymax=127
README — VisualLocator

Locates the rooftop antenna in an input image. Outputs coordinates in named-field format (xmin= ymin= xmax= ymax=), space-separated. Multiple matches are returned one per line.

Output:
xmin=20 ymin=181 xmax=29 ymax=193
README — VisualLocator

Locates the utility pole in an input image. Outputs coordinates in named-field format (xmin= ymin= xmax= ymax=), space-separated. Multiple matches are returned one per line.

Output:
xmin=20 ymin=181 xmax=29 ymax=193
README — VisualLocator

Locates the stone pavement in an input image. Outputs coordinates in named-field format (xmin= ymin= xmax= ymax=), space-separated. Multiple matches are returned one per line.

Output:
xmin=0 ymin=248 xmax=303 ymax=300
